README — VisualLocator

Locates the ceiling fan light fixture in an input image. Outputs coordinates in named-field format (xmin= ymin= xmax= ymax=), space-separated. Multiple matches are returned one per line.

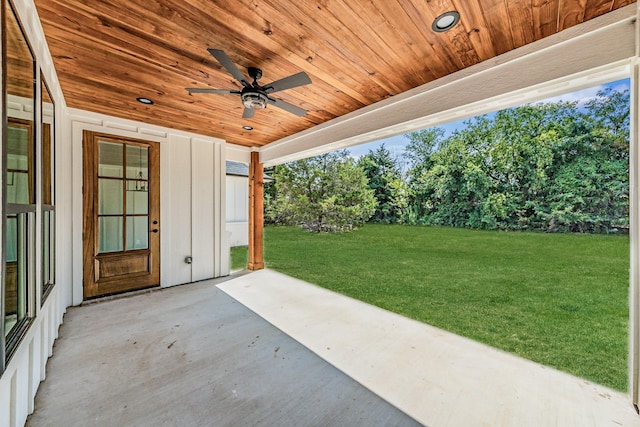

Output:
xmin=241 ymin=92 xmax=268 ymax=110
xmin=432 ymin=11 xmax=460 ymax=32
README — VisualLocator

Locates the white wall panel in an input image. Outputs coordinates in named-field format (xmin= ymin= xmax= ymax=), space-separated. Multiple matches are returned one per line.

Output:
xmin=226 ymin=175 xmax=249 ymax=247
xmin=226 ymin=176 xmax=248 ymax=222
xmin=163 ymin=135 xmax=192 ymax=286
xmin=191 ymin=140 xmax=215 ymax=281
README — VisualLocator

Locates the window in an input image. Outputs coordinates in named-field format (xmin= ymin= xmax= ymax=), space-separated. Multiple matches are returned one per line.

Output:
xmin=41 ymin=75 xmax=55 ymax=302
xmin=3 ymin=0 xmax=36 ymax=365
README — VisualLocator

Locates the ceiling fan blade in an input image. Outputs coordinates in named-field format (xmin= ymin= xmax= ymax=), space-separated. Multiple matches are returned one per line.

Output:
xmin=263 ymin=72 xmax=312 ymax=94
xmin=186 ymin=88 xmax=240 ymax=95
xmin=268 ymin=98 xmax=307 ymax=117
xmin=207 ymin=48 xmax=251 ymax=88
xmin=242 ymin=107 xmax=255 ymax=119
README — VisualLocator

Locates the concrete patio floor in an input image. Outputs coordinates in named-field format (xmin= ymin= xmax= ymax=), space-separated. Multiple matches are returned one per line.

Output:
xmin=27 ymin=269 xmax=639 ymax=426
xmin=26 ymin=274 xmax=420 ymax=427
xmin=218 ymin=269 xmax=639 ymax=427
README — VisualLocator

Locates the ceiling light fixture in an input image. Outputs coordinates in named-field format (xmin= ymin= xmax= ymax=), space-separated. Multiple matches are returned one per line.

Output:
xmin=242 ymin=125 xmax=254 ymax=131
xmin=432 ymin=11 xmax=460 ymax=32
xmin=241 ymin=92 xmax=268 ymax=110
xmin=136 ymin=97 xmax=154 ymax=105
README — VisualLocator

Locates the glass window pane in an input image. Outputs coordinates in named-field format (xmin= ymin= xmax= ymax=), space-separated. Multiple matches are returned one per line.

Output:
xmin=126 ymin=145 xmax=148 ymax=179
xmin=42 ymin=210 xmax=55 ymax=297
xmin=7 ymin=171 xmax=29 ymax=204
xmin=126 ymin=185 xmax=148 ymax=214
xmin=126 ymin=216 xmax=148 ymax=250
xmin=7 ymin=125 xmax=32 ymax=204
xmin=7 ymin=126 xmax=28 ymax=169
xmin=98 ymin=217 xmax=123 ymax=253
xmin=5 ymin=213 xmax=28 ymax=337
xmin=42 ymin=74 xmax=54 ymax=206
xmin=99 ymin=178 xmax=123 ymax=215
xmin=98 ymin=141 xmax=123 ymax=177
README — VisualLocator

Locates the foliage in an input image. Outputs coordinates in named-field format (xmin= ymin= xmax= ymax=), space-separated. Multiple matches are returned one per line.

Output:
xmin=230 ymin=245 xmax=248 ymax=271
xmin=262 ymin=224 xmax=629 ymax=391
xmin=357 ymin=144 xmax=407 ymax=223
xmin=403 ymin=88 xmax=629 ymax=232
xmin=266 ymin=150 xmax=377 ymax=232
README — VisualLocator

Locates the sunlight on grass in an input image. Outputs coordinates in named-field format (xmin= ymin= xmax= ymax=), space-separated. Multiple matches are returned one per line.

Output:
xmin=230 ymin=246 xmax=248 ymax=271
xmin=261 ymin=224 xmax=629 ymax=391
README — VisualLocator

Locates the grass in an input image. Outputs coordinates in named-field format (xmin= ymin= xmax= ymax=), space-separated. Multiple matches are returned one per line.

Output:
xmin=234 ymin=224 xmax=629 ymax=391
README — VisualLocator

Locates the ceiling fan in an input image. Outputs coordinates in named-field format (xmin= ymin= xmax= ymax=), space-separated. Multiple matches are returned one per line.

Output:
xmin=186 ymin=48 xmax=312 ymax=119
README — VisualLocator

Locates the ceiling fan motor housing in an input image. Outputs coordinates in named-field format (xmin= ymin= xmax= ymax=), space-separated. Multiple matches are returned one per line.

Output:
xmin=241 ymin=91 xmax=269 ymax=109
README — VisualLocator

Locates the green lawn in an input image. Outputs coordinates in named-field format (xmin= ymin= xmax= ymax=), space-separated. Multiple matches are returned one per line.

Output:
xmin=232 ymin=224 xmax=629 ymax=391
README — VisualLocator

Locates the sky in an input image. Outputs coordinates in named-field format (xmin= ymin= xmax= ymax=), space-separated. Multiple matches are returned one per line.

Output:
xmin=347 ymin=78 xmax=630 ymax=159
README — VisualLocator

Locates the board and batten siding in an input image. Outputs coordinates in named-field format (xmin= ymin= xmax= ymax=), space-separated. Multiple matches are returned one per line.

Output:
xmin=68 ymin=109 xmax=231 ymax=303
xmin=226 ymin=175 xmax=249 ymax=247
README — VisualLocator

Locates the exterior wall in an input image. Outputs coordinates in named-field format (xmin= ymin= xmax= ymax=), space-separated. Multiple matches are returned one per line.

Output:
xmin=68 ymin=109 xmax=229 ymax=303
xmin=0 ymin=287 xmax=62 ymax=427
xmin=1 ymin=0 xmax=68 ymax=425
xmin=226 ymin=175 xmax=248 ymax=247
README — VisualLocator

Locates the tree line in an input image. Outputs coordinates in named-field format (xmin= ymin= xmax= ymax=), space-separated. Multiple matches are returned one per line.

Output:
xmin=266 ymin=88 xmax=629 ymax=233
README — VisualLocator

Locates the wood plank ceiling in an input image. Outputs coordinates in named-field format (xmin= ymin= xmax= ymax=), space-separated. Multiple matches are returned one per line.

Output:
xmin=34 ymin=0 xmax=635 ymax=148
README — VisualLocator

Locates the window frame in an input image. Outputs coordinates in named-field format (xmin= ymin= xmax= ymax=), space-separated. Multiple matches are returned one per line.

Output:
xmin=1 ymin=0 xmax=38 ymax=372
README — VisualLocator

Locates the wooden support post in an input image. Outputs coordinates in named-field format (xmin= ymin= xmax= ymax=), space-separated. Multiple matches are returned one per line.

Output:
xmin=248 ymin=151 xmax=265 ymax=270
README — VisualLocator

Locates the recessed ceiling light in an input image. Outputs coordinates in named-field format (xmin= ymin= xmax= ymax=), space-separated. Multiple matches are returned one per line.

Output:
xmin=136 ymin=97 xmax=154 ymax=105
xmin=432 ymin=11 xmax=460 ymax=32
xmin=242 ymin=125 xmax=254 ymax=131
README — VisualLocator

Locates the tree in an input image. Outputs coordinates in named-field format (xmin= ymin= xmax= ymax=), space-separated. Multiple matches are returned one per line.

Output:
xmin=358 ymin=144 xmax=405 ymax=223
xmin=401 ymin=88 xmax=629 ymax=232
xmin=404 ymin=128 xmax=446 ymax=222
xmin=267 ymin=150 xmax=377 ymax=232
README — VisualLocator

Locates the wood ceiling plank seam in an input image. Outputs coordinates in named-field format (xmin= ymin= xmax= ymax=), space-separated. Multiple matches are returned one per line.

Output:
xmin=351 ymin=0 xmax=440 ymax=87
xmin=35 ymin=4 xmax=232 ymax=91
xmin=299 ymin=19 xmax=411 ymax=98
xmin=263 ymin=0 xmax=405 ymax=97
xmin=390 ymin=2 xmax=460 ymax=78
xmin=450 ymin=0 xmax=498 ymax=61
xmin=531 ymin=0 xmax=560 ymax=39
xmin=584 ymin=0 xmax=619 ymax=20
xmin=200 ymin=0 xmax=377 ymax=103
xmin=557 ymin=0 xmax=588 ymax=31
xmin=397 ymin=0 xmax=471 ymax=73
xmin=194 ymin=0 xmax=374 ymax=105
xmin=408 ymin=0 xmax=484 ymax=68
xmin=612 ymin=0 xmax=636 ymax=9
xmin=477 ymin=0 xmax=517 ymax=55
xmin=43 ymin=38 xmax=192 ymax=98
xmin=505 ymin=0 xmax=537 ymax=49
xmin=327 ymin=2 xmax=428 ymax=93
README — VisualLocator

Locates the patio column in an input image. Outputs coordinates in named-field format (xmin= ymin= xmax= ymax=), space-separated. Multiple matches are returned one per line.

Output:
xmin=248 ymin=151 xmax=265 ymax=270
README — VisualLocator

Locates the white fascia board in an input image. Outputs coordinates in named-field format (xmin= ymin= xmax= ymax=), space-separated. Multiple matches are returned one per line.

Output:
xmin=260 ymin=4 xmax=637 ymax=166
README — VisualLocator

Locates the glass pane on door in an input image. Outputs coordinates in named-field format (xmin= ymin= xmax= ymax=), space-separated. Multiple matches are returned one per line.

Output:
xmin=98 ymin=141 xmax=124 ymax=177
xmin=126 ymin=145 xmax=148 ymax=179
xmin=126 ymin=216 xmax=148 ymax=250
xmin=98 ymin=179 xmax=123 ymax=215
xmin=126 ymin=186 xmax=148 ymax=214
xmin=98 ymin=217 xmax=123 ymax=253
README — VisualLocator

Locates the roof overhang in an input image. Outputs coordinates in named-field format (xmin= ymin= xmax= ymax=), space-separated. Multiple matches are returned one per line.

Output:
xmin=260 ymin=3 xmax=638 ymax=166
